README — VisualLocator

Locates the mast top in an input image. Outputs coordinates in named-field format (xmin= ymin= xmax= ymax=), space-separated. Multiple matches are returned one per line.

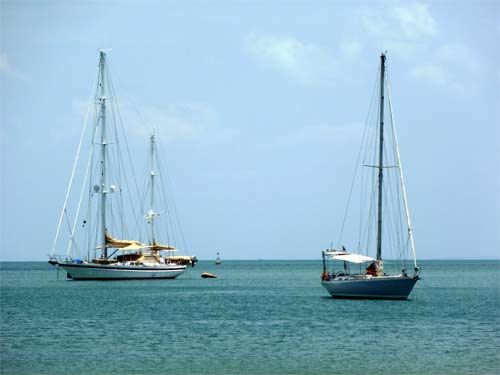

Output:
xmin=99 ymin=50 xmax=107 ymax=63
xmin=380 ymin=52 xmax=386 ymax=65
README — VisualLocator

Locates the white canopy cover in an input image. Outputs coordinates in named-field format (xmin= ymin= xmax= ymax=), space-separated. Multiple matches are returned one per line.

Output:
xmin=323 ymin=250 xmax=375 ymax=264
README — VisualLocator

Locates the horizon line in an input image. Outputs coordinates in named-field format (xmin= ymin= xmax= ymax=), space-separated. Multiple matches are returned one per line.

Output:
xmin=1 ymin=258 xmax=499 ymax=262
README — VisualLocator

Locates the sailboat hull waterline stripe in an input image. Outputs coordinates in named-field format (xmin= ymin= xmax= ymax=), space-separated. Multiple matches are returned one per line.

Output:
xmin=321 ymin=275 xmax=418 ymax=300
xmin=57 ymin=262 xmax=186 ymax=280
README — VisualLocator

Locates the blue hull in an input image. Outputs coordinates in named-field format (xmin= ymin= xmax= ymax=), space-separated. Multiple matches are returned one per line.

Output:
xmin=322 ymin=275 xmax=419 ymax=300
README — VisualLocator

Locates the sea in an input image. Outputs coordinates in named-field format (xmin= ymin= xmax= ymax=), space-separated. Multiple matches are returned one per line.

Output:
xmin=1 ymin=260 xmax=499 ymax=375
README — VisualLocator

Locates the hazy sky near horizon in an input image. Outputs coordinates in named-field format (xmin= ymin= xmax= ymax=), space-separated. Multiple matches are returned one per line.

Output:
xmin=1 ymin=0 xmax=498 ymax=261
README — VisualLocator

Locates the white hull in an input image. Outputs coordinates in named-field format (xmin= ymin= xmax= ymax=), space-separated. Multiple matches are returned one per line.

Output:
xmin=322 ymin=275 xmax=418 ymax=300
xmin=58 ymin=262 xmax=186 ymax=280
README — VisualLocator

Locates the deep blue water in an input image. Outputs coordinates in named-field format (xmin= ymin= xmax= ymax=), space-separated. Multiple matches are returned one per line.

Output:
xmin=1 ymin=260 xmax=499 ymax=375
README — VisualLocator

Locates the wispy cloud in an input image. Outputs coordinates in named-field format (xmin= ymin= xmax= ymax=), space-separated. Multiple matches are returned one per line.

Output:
xmin=362 ymin=1 xmax=437 ymax=42
xmin=359 ymin=2 xmax=482 ymax=94
xmin=71 ymin=97 xmax=223 ymax=145
xmin=0 ymin=54 xmax=29 ymax=81
xmin=0 ymin=54 xmax=9 ymax=72
xmin=435 ymin=43 xmax=480 ymax=74
xmin=244 ymin=32 xmax=336 ymax=85
xmin=0 ymin=127 xmax=6 ymax=146
xmin=391 ymin=2 xmax=437 ymax=39
xmin=130 ymin=102 xmax=217 ymax=143
xmin=360 ymin=1 xmax=438 ymax=59
xmin=277 ymin=122 xmax=363 ymax=147
xmin=410 ymin=63 xmax=447 ymax=85
xmin=410 ymin=43 xmax=481 ymax=94
xmin=339 ymin=40 xmax=363 ymax=59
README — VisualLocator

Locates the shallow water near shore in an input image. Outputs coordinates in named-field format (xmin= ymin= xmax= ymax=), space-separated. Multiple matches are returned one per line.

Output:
xmin=1 ymin=260 xmax=499 ymax=375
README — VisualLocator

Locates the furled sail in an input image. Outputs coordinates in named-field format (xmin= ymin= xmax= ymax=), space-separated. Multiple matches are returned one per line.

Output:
xmin=150 ymin=241 xmax=177 ymax=252
xmin=105 ymin=230 xmax=144 ymax=249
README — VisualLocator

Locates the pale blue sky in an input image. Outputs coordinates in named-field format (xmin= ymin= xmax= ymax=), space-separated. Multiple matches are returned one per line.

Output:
xmin=1 ymin=0 xmax=498 ymax=261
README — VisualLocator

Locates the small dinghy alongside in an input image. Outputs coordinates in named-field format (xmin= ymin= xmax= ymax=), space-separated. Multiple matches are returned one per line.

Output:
xmin=201 ymin=273 xmax=217 ymax=279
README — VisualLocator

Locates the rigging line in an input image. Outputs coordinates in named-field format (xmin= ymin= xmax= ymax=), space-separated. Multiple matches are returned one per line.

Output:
xmin=155 ymin=164 xmax=171 ymax=246
xmin=357 ymin=155 xmax=366 ymax=250
xmin=92 ymin=205 xmax=100 ymax=260
xmin=388 ymin=170 xmax=404 ymax=261
xmin=361 ymin=92 xmax=380 ymax=251
xmin=358 ymin=90 xmax=377 ymax=249
xmin=155 ymin=136 xmax=189 ymax=251
xmin=359 ymin=167 xmax=370 ymax=252
xmin=159 ymin=137 xmax=189 ymax=252
xmin=363 ymin=86 xmax=380 ymax=166
xmin=338 ymin=65 xmax=381 ymax=248
xmin=106 ymin=96 xmax=118 ymax=236
xmin=386 ymin=75 xmax=417 ymax=268
xmin=361 ymin=79 xmax=381 ymax=253
xmin=363 ymin=96 xmax=380 ymax=253
xmin=388 ymin=101 xmax=407 ymax=264
xmin=382 ymin=177 xmax=397 ymax=263
xmin=386 ymin=167 xmax=405 ymax=267
xmin=85 ymin=192 xmax=91 ymax=261
xmin=401 ymin=235 xmax=410 ymax=271
xmin=85 ymin=127 xmax=97 ymax=262
xmin=136 ymin=147 xmax=152 ymax=245
xmin=382 ymin=107 xmax=404 ymax=256
xmin=392 ymin=159 xmax=405 ymax=257
xmin=108 ymin=80 xmax=133 ymax=240
xmin=66 ymin=123 xmax=99 ymax=258
xmin=106 ymin=158 xmax=123 ymax=237
xmin=139 ymin=162 xmax=150 ymax=244
xmin=365 ymin=167 xmax=377 ymax=252
xmin=114 ymin=135 xmax=142 ymax=239
xmin=106 ymin=65 xmax=144 ymax=238
xmin=359 ymin=164 xmax=374 ymax=252
xmin=63 ymin=209 xmax=73 ymax=255
xmin=51 ymin=76 xmax=98 ymax=257
xmin=154 ymin=170 xmax=169 ymax=245
xmin=156 ymin=149 xmax=177 ymax=247
xmin=105 ymin=84 xmax=123 ymax=235
xmin=108 ymin=195 xmax=117 ymax=236
xmin=382 ymin=138 xmax=399 ymax=258
xmin=170 ymin=179 xmax=189 ymax=251
xmin=164 ymin=173 xmax=187 ymax=250
xmin=142 ymin=178 xmax=152 ymax=244
xmin=392 ymin=178 xmax=404 ymax=257
xmin=152 ymin=133 xmax=173 ymax=244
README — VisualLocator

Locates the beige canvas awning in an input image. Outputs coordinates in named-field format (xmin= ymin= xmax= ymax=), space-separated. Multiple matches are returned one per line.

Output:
xmin=118 ymin=243 xmax=149 ymax=251
xmin=150 ymin=242 xmax=177 ymax=251
xmin=105 ymin=230 xmax=144 ymax=249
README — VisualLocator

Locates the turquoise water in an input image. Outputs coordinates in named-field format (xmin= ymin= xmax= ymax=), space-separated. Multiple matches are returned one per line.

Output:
xmin=1 ymin=260 xmax=499 ymax=375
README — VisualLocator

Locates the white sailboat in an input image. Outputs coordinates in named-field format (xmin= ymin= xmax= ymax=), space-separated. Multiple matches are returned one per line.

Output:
xmin=321 ymin=53 xmax=420 ymax=299
xmin=49 ymin=51 xmax=191 ymax=280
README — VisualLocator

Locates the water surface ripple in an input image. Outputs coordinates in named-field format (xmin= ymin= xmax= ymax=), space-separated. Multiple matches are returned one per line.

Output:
xmin=1 ymin=260 xmax=499 ymax=375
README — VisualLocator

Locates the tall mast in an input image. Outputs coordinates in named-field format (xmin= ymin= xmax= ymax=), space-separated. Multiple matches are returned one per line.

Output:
xmin=99 ymin=51 xmax=108 ymax=258
xmin=376 ymin=53 xmax=386 ymax=261
xmin=149 ymin=132 xmax=157 ymax=244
